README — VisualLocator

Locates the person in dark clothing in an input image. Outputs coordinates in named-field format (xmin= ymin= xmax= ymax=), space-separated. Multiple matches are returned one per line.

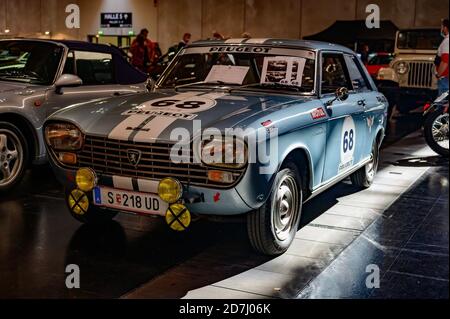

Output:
xmin=130 ymin=34 xmax=148 ymax=73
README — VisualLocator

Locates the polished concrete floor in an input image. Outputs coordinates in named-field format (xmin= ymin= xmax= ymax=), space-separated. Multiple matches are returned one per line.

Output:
xmin=0 ymin=113 xmax=448 ymax=299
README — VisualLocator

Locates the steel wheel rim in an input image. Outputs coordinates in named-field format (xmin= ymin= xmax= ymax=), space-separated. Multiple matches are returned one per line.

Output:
xmin=432 ymin=113 xmax=449 ymax=150
xmin=366 ymin=145 xmax=379 ymax=182
xmin=272 ymin=175 xmax=299 ymax=241
xmin=0 ymin=129 xmax=23 ymax=187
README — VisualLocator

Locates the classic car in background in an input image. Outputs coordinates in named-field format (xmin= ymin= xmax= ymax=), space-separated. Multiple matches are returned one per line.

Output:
xmin=377 ymin=28 xmax=441 ymax=115
xmin=366 ymin=52 xmax=394 ymax=79
xmin=0 ymin=39 xmax=148 ymax=192
xmin=44 ymin=39 xmax=388 ymax=255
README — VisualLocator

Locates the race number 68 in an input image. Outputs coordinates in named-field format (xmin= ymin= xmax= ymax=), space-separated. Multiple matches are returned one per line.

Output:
xmin=343 ymin=129 xmax=354 ymax=153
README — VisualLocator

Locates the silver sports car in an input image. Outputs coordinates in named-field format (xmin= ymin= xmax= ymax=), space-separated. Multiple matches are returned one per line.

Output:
xmin=0 ymin=39 xmax=148 ymax=191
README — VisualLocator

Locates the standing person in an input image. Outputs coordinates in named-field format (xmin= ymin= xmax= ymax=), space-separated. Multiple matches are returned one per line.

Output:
xmin=436 ymin=18 xmax=449 ymax=95
xmin=131 ymin=28 xmax=157 ymax=68
xmin=130 ymin=34 xmax=148 ymax=73
xmin=360 ymin=44 xmax=370 ymax=65
xmin=178 ymin=33 xmax=191 ymax=51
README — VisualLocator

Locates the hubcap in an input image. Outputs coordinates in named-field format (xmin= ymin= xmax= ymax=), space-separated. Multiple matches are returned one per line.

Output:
xmin=0 ymin=130 xmax=23 ymax=187
xmin=366 ymin=145 xmax=379 ymax=182
xmin=272 ymin=175 xmax=299 ymax=241
xmin=432 ymin=113 xmax=449 ymax=150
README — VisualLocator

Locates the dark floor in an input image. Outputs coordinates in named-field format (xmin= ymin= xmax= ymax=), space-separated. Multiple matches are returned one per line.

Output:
xmin=0 ymin=111 xmax=447 ymax=299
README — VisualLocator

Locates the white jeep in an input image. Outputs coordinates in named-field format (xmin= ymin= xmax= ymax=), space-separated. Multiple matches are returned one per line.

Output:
xmin=377 ymin=28 xmax=441 ymax=115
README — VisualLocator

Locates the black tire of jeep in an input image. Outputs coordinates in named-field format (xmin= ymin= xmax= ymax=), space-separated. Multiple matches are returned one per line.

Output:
xmin=424 ymin=110 xmax=449 ymax=157
xmin=65 ymin=189 xmax=118 ymax=224
xmin=351 ymin=140 xmax=380 ymax=188
xmin=0 ymin=121 xmax=29 ymax=193
xmin=247 ymin=162 xmax=303 ymax=256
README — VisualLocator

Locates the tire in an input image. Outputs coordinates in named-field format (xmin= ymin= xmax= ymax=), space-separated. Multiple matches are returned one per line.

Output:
xmin=424 ymin=110 xmax=449 ymax=157
xmin=247 ymin=162 xmax=303 ymax=256
xmin=351 ymin=140 xmax=380 ymax=188
xmin=0 ymin=121 xmax=29 ymax=192
xmin=65 ymin=188 xmax=117 ymax=224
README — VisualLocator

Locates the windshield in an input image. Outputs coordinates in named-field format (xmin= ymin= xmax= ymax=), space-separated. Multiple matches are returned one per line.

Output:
xmin=397 ymin=30 xmax=441 ymax=50
xmin=368 ymin=54 xmax=394 ymax=66
xmin=157 ymin=46 xmax=316 ymax=94
xmin=0 ymin=41 xmax=64 ymax=85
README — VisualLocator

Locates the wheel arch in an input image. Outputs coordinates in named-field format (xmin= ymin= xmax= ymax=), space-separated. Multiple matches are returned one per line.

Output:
xmin=279 ymin=146 xmax=313 ymax=197
xmin=0 ymin=113 xmax=38 ymax=162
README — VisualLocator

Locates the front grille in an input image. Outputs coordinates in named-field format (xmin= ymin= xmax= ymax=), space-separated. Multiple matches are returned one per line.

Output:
xmin=407 ymin=62 xmax=434 ymax=88
xmin=74 ymin=135 xmax=246 ymax=189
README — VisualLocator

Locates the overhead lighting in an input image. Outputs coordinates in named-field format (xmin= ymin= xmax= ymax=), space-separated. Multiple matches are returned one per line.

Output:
xmin=97 ymin=30 xmax=104 ymax=35
xmin=4 ymin=29 xmax=10 ymax=33
xmin=44 ymin=31 xmax=51 ymax=35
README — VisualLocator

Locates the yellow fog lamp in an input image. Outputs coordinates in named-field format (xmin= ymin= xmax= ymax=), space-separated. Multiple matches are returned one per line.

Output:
xmin=68 ymin=189 xmax=89 ymax=216
xmin=165 ymin=203 xmax=191 ymax=231
xmin=75 ymin=168 xmax=97 ymax=192
xmin=158 ymin=177 xmax=183 ymax=204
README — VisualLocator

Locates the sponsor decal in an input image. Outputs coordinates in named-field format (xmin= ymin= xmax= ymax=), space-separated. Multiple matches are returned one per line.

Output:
xmin=209 ymin=46 xmax=272 ymax=54
xmin=213 ymin=192 xmax=221 ymax=203
xmin=339 ymin=116 xmax=356 ymax=173
xmin=261 ymin=120 xmax=273 ymax=127
xmin=311 ymin=107 xmax=327 ymax=120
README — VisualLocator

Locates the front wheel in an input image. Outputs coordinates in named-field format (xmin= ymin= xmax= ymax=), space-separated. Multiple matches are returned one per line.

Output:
xmin=0 ymin=122 xmax=28 ymax=192
xmin=424 ymin=110 xmax=449 ymax=157
xmin=351 ymin=140 xmax=380 ymax=188
xmin=247 ymin=162 xmax=303 ymax=256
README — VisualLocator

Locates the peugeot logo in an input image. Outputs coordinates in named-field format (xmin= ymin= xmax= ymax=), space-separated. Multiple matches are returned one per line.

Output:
xmin=127 ymin=149 xmax=142 ymax=166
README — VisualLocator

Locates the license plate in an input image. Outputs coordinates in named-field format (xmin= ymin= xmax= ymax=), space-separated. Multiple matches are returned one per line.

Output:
xmin=93 ymin=186 xmax=168 ymax=216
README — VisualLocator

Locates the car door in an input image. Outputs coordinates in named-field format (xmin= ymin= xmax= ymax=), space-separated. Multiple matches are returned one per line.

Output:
xmin=320 ymin=52 xmax=367 ymax=183
xmin=45 ymin=50 xmax=144 ymax=116
xmin=343 ymin=54 xmax=382 ymax=157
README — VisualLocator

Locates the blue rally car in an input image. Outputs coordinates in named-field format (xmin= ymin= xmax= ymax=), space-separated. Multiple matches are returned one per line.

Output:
xmin=44 ymin=39 xmax=388 ymax=255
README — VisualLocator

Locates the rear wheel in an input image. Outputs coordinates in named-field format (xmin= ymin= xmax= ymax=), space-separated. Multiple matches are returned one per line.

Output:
xmin=351 ymin=140 xmax=380 ymax=188
xmin=247 ymin=162 xmax=302 ymax=256
xmin=424 ymin=110 xmax=449 ymax=157
xmin=0 ymin=122 xmax=28 ymax=192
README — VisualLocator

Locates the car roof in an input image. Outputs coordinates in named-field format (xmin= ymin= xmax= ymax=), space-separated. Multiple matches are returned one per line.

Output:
xmin=190 ymin=38 xmax=356 ymax=54
xmin=0 ymin=38 xmax=124 ymax=55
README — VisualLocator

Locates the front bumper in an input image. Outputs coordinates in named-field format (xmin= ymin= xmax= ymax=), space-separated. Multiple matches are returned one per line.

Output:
xmin=51 ymin=163 xmax=254 ymax=216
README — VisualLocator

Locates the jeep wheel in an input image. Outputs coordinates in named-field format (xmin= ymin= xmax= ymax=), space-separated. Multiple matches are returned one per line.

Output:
xmin=0 ymin=122 xmax=28 ymax=192
xmin=247 ymin=162 xmax=302 ymax=256
xmin=351 ymin=140 xmax=380 ymax=188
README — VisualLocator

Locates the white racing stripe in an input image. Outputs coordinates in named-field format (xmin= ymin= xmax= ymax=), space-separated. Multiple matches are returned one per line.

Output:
xmin=225 ymin=38 xmax=246 ymax=44
xmin=137 ymin=179 xmax=159 ymax=193
xmin=112 ymin=176 xmax=134 ymax=191
xmin=108 ymin=114 xmax=149 ymax=140
xmin=133 ymin=117 xmax=178 ymax=143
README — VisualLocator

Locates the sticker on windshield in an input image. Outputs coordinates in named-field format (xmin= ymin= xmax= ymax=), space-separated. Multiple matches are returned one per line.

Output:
xmin=205 ymin=65 xmax=250 ymax=85
xmin=261 ymin=56 xmax=306 ymax=87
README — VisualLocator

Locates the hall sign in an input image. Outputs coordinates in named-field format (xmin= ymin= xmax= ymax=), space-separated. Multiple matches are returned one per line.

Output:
xmin=100 ymin=12 xmax=132 ymax=28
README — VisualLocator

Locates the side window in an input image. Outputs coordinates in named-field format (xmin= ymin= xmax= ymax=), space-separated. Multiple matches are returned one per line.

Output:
xmin=344 ymin=55 xmax=371 ymax=92
xmin=321 ymin=53 xmax=352 ymax=94
xmin=74 ymin=51 xmax=115 ymax=85
xmin=62 ymin=51 xmax=75 ymax=75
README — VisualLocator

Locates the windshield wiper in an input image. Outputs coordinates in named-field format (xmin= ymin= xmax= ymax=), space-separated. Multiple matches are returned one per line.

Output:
xmin=230 ymin=82 xmax=305 ymax=93
xmin=174 ymin=81 xmax=238 ymax=92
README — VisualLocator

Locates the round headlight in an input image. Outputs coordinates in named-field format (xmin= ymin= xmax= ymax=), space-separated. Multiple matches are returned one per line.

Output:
xmin=76 ymin=168 xmax=97 ymax=192
xmin=158 ymin=178 xmax=182 ymax=204
xmin=45 ymin=122 xmax=84 ymax=151
xmin=396 ymin=62 xmax=409 ymax=75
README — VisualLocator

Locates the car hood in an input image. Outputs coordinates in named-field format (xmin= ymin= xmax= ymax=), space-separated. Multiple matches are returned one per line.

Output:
xmin=0 ymin=81 xmax=36 ymax=93
xmin=50 ymin=90 xmax=311 ymax=143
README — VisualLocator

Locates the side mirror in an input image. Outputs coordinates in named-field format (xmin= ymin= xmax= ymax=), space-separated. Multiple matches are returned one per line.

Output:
xmin=55 ymin=74 xmax=83 ymax=94
xmin=146 ymin=77 xmax=156 ymax=93
xmin=325 ymin=87 xmax=349 ymax=107
xmin=336 ymin=87 xmax=349 ymax=101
